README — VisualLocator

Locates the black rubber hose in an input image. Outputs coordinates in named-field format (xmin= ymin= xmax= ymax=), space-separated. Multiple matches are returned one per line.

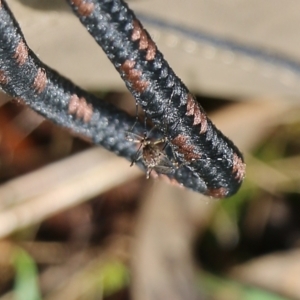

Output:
xmin=66 ymin=0 xmax=246 ymax=197
xmin=0 ymin=0 xmax=245 ymax=197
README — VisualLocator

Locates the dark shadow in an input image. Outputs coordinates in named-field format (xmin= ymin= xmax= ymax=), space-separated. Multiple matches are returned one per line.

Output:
xmin=16 ymin=0 xmax=70 ymax=11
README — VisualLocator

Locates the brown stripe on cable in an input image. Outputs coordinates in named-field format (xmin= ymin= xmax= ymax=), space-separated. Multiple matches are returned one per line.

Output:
xmin=32 ymin=68 xmax=47 ymax=93
xmin=13 ymin=40 xmax=28 ymax=65
xmin=186 ymin=94 xmax=208 ymax=134
xmin=172 ymin=134 xmax=201 ymax=161
xmin=232 ymin=153 xmax=246 ymax=182
xmin=131 ymin=19 xmax=157 ymax=61
xmin=68 ymin=94 xmax=93 ymax=123
xmin=72 ymin=0 xmax=94 ymax=17
xmin=0 ymin=70 xmax=8 ymax=84
xmin=120 ymin=60 xmax=149 ymax=93
xmin=206 ymin=187 xmax=228 ymax=198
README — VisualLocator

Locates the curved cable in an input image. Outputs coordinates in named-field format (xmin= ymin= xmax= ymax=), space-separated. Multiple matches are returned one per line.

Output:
xmin=0 ymin=0 xmax=245 ymax=197
xmin=66 ymin=0 xmax=246 ymax=197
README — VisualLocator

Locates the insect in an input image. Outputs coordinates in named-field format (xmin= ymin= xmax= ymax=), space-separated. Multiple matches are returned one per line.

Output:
xmin=125 ymin=130 xmax=177 ymax=179
xmin=0 ymin=0 xmax=245 ymax=197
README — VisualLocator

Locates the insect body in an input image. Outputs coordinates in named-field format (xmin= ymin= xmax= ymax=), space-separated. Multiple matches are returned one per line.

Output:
xmin=126 ymin=131 xmax=177 ymax=178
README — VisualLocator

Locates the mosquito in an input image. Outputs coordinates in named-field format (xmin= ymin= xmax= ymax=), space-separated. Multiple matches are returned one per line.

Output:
xmin=125 ymin=130 xmax=177 ymax=179
xmin=126 ymin=90 xmax=180 ymax=178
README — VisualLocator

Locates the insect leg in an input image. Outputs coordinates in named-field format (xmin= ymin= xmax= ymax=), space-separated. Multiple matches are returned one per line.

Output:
xmin=130 ymin=143 xmax=143 ymax=166
xmin=129 ymin=101 xmax=139 ymax=132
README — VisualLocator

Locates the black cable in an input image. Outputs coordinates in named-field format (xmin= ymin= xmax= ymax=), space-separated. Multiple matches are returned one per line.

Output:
xmin=0 ymin=0 xmax=245 ymax=197
xmin=0 ymin=0 xmax=207 ymax=195
xmin=66 ymin=0 xmax=246 ymax=197
xmin=0 ymin=0 xmax=146 ymax=160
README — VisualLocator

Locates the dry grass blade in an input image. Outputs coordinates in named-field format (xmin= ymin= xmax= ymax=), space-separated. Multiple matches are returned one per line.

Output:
xmin=211 ymin=98 xmax=296 ymax=152
xmin=0 ymin=93 xmax=10 ymax=108
xmin=9 ymin=108 xmax=45 ymax=144
xmin=0 ymin=149 xmax=142 ymax=238
xmin=131 ymin=181 xmax=216 ymax=300
xmin=245 ymin=154 xmax=293 ymax=194
xmin=0 ymin=147 xmax=113 ymax=209
xmin=42 ymin=253 xmax=121 ymax=300
xmin=228 ymin=249 xmax=300 ymax=299
xmin=271 ymin=155 xmax=300 ymax=180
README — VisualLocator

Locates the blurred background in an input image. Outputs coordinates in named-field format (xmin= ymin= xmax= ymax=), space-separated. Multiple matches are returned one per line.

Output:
xmin=1 ymin=0 xmax=300 ymax=299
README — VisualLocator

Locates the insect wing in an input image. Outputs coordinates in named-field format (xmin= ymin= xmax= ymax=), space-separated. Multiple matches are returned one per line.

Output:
xmin=153 ymin=151 xmax=177 ymax=174
xmin=124 ymin=131 xmax=144 ymax=143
